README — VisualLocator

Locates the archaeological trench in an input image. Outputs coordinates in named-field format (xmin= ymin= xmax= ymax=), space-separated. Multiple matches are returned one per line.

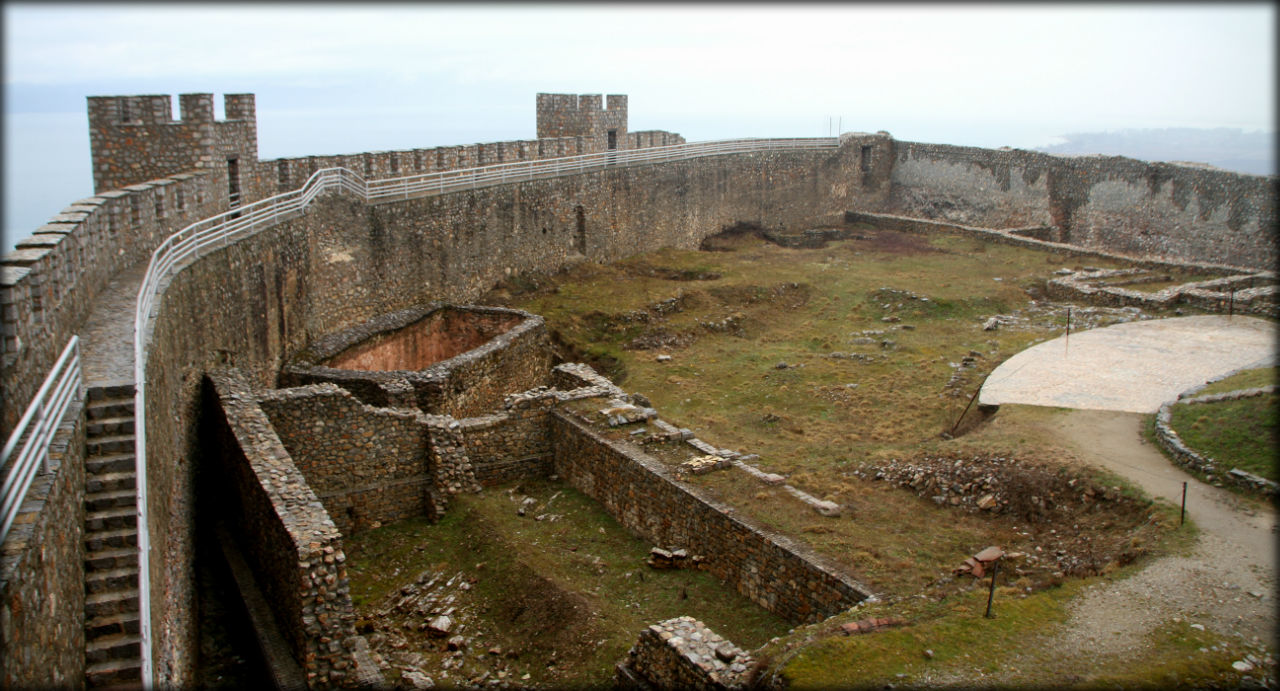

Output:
xmin=0 ymin=92 xmax=1275 ymax=688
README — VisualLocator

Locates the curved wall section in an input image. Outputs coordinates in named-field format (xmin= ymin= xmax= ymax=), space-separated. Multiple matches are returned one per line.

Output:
xmin=139 ymin=138 xmax=890 ymax=680
xmin=0 ymin=172 xmax=225 ymax=434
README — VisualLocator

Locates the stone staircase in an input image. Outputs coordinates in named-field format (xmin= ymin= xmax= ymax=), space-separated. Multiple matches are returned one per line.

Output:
xmin=83 ymin=384 xmax=143 ymax=687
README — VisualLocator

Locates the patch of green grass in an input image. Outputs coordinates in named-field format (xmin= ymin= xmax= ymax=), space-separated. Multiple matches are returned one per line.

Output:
xmin=1198 ymin=366 xmax=1278 ymax=395
xmin=779 ymin=581 xmax=1085 ymax=688
xmin=779 ymin=560 xmax=1246 ymax=690
xmin=487 ymin=225 xmax=1221 ymax=684
xmin=344 ymin=480 xmax=791 ymax=688
xmin=1169 ymin=393 xmax=1278 ymax=481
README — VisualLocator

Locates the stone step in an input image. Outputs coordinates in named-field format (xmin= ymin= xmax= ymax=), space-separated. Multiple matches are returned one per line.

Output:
xmin=86 ymin=399 xmax=135 ymax=422
xmin=87 ymin=454 xmax=136 ymax=476
xmin=87 ymin=416 xmax=135 ymax=438
xmin=86 ymin=610 xmax=141 ymax=639
xmin=86 ymin=506 xmax=137 ymax=532
xmin=85 ymin=632 xmax=141 ymax=665
xmin=86 ymin=471 xmax=136 ymax=495
xmin=85 ymin=658 xmax=142 ymax=688
xmin=87 ymin=434 xmax=136 ymax=457
xmin=85 ymin=588 xmax=139 ymax=620
xmin=86 ymin=489 xmax=136 ymax=513
xmin=86 ymin=565 xmax=139 ymax=595
xmin=85 ymin=527 xmax=137 ymax=553
xmin=86 ymin=547 xmax=138 ymax=573
xmin=88 ymin=385 xmax=135 ymax=403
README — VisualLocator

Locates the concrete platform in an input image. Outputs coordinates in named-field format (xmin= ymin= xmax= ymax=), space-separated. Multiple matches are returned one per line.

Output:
xmin=979 ymin=315 xmax=1278 ymax=413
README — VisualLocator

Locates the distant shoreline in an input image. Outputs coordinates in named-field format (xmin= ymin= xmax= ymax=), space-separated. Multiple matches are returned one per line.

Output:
xmin=1034 ymin=127 xmax=1275 ymax=177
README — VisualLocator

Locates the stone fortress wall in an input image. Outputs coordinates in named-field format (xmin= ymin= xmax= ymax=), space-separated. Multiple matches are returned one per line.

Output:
xmin=0 ymin=90 xmax=1274 ymax=687
xmin=888 ymin=140 xmax=1276 ymax=270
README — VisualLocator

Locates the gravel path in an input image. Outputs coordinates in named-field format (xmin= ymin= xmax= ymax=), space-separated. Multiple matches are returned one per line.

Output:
xmin=1053 ymin=410 xmax=1275 ymax=647
xmin=931 ymin=409 xmax=1276 ymax=686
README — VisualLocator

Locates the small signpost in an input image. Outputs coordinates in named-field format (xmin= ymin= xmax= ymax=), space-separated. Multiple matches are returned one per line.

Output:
xmin=953 ymin=545 xmax=1005 ymax=618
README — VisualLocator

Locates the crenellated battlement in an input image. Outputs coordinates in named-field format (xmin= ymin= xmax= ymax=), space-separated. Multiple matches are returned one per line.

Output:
xmin=86 ymin=93 xmax=256 ymax=128
xmin=88 ymin=92 xmax=261 ymax=196
xmin=536 ymin=92 xmax=628 ymax=149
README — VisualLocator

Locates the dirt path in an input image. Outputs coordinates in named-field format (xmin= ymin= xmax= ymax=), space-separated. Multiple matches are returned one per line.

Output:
xmin=1034 ymin=409 xmax=1275 ymax=675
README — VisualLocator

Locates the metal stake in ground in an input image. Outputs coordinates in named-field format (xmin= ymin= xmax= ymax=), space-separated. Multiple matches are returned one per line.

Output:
xmin=1180 ymin=481 xmax=1187 ymax=526
xmin=1064 ymin=306 xmax=1072 ymax=356
xmin=949 ymin=372 xmax=992 ymax=437
xmin=984 ymin=557 xmax=1001 ymax=619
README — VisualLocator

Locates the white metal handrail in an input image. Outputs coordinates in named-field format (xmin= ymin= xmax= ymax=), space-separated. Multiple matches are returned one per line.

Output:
xmin=1 ymin=336 xmax=81 ymax=544
xmin=366 ymin=138 xmax=839 ymax=201
xmin=128 ymin=136 xmax=839 ymax=685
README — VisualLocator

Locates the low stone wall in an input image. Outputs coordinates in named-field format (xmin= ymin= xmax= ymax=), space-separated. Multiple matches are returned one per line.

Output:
xmin=0 ymin=400 xmax=85 ymax=689
xmin=551 ymin=410 xmax=872 ymax=624
xmin=845 ymin=210 xmax=1255 ymax=273
xmin=618 ymin=616 xmax=754 ymax=690
xmin=256 ymin=384 xmax=436 ymax=535
xmin=251 ymin=364 xmax=619 ymax=526
xmin=459 ymin=392 xmax=557 ymax=487
xmin=454 ymin=366 xmax=628 ymax=489
xmin=205 ymin=370 xmax=363 ymax=688
xmin=1154 ymin=385 xmax=1279 ymax=499
xmin=1045 ymin=268 xmax=1277 ymax=317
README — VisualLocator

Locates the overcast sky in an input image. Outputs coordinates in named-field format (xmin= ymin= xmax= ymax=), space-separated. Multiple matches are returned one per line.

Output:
xmin=4 ymin=3 xmax=1275 ymax=251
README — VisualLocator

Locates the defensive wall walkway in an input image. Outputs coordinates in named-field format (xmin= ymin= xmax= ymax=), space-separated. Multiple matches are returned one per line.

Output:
xmin=4 ymin=137 xmax=842 ymax=687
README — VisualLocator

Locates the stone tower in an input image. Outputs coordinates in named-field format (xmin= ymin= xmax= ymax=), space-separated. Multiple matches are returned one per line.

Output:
xmin=87 ymin=93 xmax=261 ymax=207
xmin=536 ymin=93 xmax=628 ymax=151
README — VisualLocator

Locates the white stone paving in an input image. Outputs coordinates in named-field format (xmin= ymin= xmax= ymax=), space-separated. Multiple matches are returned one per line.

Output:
xmin=979 ymin=315 xmax=1278 ymax=413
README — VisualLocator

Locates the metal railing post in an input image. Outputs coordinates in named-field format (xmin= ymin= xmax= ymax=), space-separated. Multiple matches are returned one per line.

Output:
xmin=35 ymin=401 xmax=49 ymax=473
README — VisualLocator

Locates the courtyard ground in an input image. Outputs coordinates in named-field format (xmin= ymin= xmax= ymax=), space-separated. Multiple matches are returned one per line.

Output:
xmin=337 ymin=222 xmax=1274 ymax=688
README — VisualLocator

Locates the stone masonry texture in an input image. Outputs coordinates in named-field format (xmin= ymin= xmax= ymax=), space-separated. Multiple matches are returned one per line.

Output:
xmin=205 ymin=370 xmax=365 ymax=688
xmin=0 ymin=401 xmax=86 ymax=689
xmin=0 ymin=90 xmax=1275 ymax=686
xmin=257 ymin=384 xmax=435 ymax=535
xmin=282 ymin=304 xmax=550 ymax=418
xmin=551 ymin=409 xmax=873 ymax=624
xmin=621 ymin=616 xmax=755 ymax=690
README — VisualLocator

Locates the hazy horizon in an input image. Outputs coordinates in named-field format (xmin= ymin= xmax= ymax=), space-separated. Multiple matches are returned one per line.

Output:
xmin=4 ymin=3 xmax=1275 ymax=253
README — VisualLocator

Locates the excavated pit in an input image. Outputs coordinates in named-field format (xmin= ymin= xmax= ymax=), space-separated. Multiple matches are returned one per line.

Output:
xmin=325 ymin=307 xmax=523 ymax=372
xmin=282 ymin=303 xmax=551 ymax=417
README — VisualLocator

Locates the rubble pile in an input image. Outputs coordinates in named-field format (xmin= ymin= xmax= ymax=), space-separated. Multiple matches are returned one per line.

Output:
xmin=677 ymin=454 xmax=732 ymax=477
xmin=645 ymin=547 xmax=706 ymax=570
xmin=851 ymin=454 xmax=1132 ymax=523
xmin=851 ymin=454 xmax=1156 ymax=581
xmin=360 ymin=569 xmax=529 ymax=689
xmin=943 ymin=350 xmax=985 ymax=396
